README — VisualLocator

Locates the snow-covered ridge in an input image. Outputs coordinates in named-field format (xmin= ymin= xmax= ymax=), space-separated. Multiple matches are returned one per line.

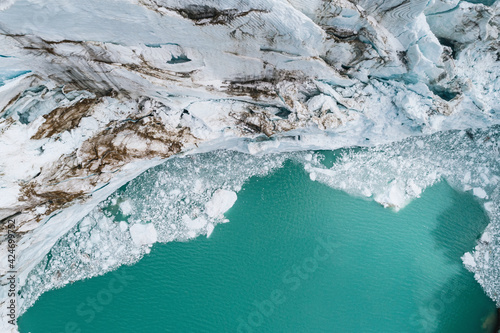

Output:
xmin=0 ymin=0 xmax=499 ymax=331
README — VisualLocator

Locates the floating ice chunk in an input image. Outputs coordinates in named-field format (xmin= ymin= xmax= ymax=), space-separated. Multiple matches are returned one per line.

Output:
xmin=462 ymin=252 xmax=477 ymax=269
xmin=407 ymin=180 xmax=422 ymax=196
xmin=481 ymin=232 xmax=492 ymax=244
xmin=169 ymin=189 xmax=181 ymax=196
xmin=193 ymin=179 xmax=204 ymax=194
xmin=182 ymin=215 xmax=207 ymax=230
xmin=90 ymin=233 xmax=101 ymax=244
xmin=120 ymin=199 xmax=134 ymax=216
xmin=309 ymin=172 xmax=317 ymax=181
xmin=480 ymin=173 xmax=490 ymax=185
xmin=206 ymin=223 xmax=215 ymax=238
xmin=129 ymin=223 xmax=157 ymax=246
xmin=473 ymin=187 xmax=488 ymax=199
xmin=205 ymin=189 xmax=237 ymax=218
xmin=361 ymin=188 xmax=372 ymax=197
xmin=119 ymin=221 xmax=128 ymax=232
xmin=463 ymin=171 xmax=471 ymax=184
xmin=484 ymin=202 xmax=494 ymax=213
xmin=374 ymin=181 xmax=406 ymax=210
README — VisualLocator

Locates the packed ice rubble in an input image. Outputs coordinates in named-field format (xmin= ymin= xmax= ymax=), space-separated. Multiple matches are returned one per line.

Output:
xmin=0 ymin=0 xmax=499 ymax=331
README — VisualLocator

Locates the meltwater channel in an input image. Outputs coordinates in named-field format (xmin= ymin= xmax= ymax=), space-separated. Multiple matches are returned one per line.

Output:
xmin=18 ymin=160 xmax=496 ymax=333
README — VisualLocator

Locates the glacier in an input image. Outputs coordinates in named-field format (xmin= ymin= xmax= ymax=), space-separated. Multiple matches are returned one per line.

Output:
xmin=0 ymin=0 xmax=499 ymax=331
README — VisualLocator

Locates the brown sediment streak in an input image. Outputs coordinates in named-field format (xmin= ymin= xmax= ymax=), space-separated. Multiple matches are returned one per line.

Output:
xmin=138 ymin=1 xmax=269 ymax=26
xmin=229 ymin=110 xmax=277 ymax=137
xmin=1 ymin=92 xmax=22 ymax=114
xmin=224 ymin=70 xmax=308 ymax=100
xmin=15 ymin=113 xmax=197 ymax=231
xmin=31 ymin=98 xmax=99 ymax=140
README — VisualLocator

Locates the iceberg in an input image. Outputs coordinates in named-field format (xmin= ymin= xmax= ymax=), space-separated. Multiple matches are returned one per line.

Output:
xmin=205 ymin=189 xmax=238 ymax=218
xmin=129 ymin=223 xmax=158 ymax=246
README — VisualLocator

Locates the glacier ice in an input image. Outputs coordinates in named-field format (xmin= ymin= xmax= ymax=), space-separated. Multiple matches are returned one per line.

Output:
xmin=129 ymin=223 xmax=158 ymax=246
xmin=205 ymin=189 xmax=238 ymax=218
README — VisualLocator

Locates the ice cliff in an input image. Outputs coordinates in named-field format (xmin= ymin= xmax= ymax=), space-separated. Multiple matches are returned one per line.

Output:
xmin=0 ymin=0 xmax=499 ymax=331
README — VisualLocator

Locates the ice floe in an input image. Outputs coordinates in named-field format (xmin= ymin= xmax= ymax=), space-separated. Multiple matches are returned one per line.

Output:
xmin=205 ymin=189 xmax=237 ymax=218
xmin=129 ymin=223 xmax=158 ymax=246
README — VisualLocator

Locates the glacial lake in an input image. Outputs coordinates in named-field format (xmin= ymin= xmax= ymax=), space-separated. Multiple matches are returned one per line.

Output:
xmin=18 ymin=160 xmax=497 ymax=333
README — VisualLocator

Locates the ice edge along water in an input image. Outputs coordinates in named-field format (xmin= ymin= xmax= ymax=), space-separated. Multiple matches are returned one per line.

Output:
xmin=0 ymin=0 xmax=499 ymax=332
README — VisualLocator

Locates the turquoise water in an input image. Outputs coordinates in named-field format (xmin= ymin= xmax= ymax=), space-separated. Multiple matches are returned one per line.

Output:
xmin=18 ymin=161 xmax=496 ymax=333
